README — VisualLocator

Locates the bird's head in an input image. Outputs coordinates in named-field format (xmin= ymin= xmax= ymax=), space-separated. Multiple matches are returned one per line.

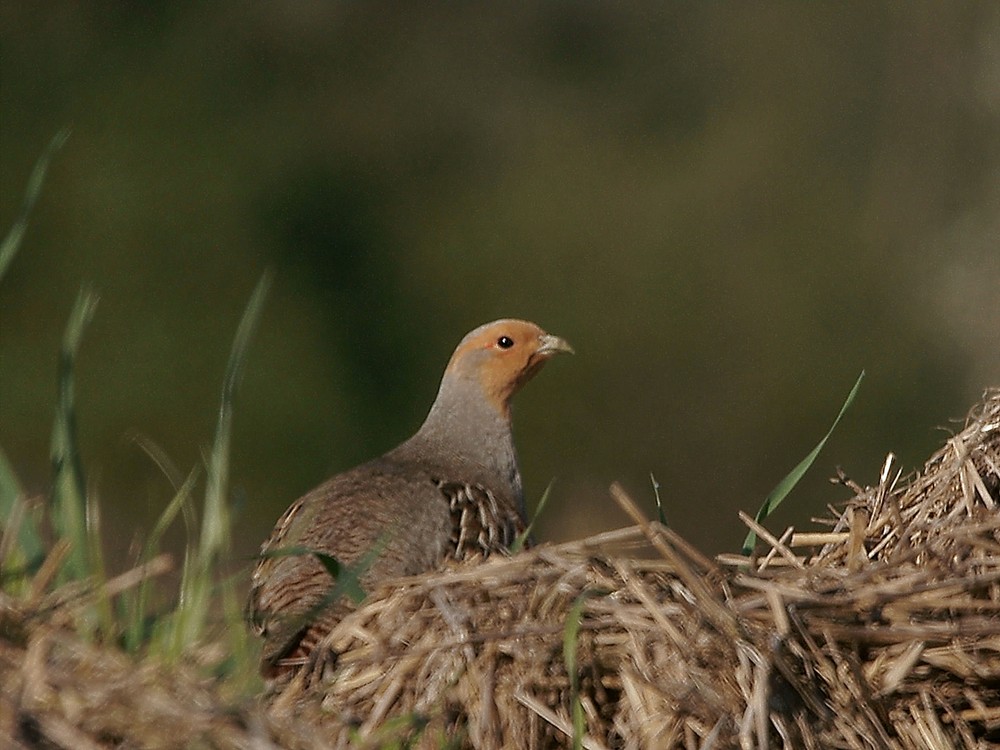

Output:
xmin=443 ymin=319 xmax=574 ymax=417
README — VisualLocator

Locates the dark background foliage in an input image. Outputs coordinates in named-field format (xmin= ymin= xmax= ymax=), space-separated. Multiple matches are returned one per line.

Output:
xmin=2 ymin=3 xmax=998 ymax=565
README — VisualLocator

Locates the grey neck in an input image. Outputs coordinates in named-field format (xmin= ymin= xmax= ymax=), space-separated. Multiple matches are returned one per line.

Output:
xmin=394 ymin=372 xmax=523 ymax=505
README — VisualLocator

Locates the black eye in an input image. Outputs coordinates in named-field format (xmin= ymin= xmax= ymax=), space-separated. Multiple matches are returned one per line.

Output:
xmin=497 ymin=335 xmax=514 ymax=349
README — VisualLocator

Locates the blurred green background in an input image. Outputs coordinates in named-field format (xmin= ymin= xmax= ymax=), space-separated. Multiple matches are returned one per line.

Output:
xmin=2 ymin=3 xmax=998 ymax=568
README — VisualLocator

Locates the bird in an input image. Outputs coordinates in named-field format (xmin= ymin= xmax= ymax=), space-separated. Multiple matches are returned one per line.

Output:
xmin=247 ymin=319 xmax=573 ymax=677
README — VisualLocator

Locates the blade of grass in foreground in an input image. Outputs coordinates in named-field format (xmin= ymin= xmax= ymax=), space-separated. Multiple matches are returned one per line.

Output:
xmin=511 ymin=478 xmax=555 ymax=554
xmin=742 ymin=370 xmax=865 ymax=556
xmin=563 ymin=592 xmax=590 ymax=750
xmin=50 ymin=287 xmax=99 ymax=580
xmin=0 ymin=130 xmax=70 ymax=562
xmin=172 ymin=274 xmax=270 ymax=655
xmin=202 ymin=273 xmax=271 ymax=562
xmin=0 ymin=445 xmax=44 ymax=570
xmin=85 ymin=489 xmax=116 ymax=637
xmin=0 ymin=129 xmax=69 ymax=283
xmin=124 ymin=468 xmax=199 ymax=652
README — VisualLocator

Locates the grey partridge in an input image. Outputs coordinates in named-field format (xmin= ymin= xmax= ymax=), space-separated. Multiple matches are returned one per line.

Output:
xmin=247 ymin=319 xmax=572 ymax=677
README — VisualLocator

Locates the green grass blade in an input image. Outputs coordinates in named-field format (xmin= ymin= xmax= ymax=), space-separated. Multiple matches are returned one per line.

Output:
xmin=311 ymin=550 xmax=368 ymax=606
xmin=50 ymin=287 xmax=98 ymax=579
xmin=0 ymin=444 xmax=44 ymax=568
xmin=0 ymin=131 xmax=70 ymax=563
xmin=563 ymin=592 xmax=590 ymax=750
xmin=0 ymin=129 xmax=70 ymax=283
xmin=130 ymin=432 xmax=185 ymax=491
xmin=261 ymin=536 xmax=382 ymax=612
xmin=166 ymin=544 xmax=198 ymax=658
xmin=124 ymin=468 xmax=199 ymax=652
xmin=511 ymin=478 xmax=555 ymax=554
xmin=199 ymin=275 xmax=271 ymax=674
xmin=253 ymin=536 xmax=389 ymax=653
xmin=85 ymin=490 xmax=116 ymax=637
xmin=0 ymin=496 xmax=37 ymax=591
xmin=742 ymin=370 xmax=865 ymax=556
xmin=200 ymin=273 xmax=271 ymax=563
xmin=0 ymin=446 xmax=26 ymax=523
xmin=176 ymin=274 xmax=270 ymax=648
xmin=215 ymin=566 xmax=254 ymax=681
xmin=150 ymin=468 xmax=200 ymax=549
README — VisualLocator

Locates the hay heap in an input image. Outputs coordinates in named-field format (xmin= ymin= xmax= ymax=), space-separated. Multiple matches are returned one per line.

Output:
xmin=3 ymin=389 xmax=1000 ymax=749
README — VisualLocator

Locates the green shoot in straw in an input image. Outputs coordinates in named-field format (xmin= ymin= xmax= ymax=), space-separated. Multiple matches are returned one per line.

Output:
xmin=563 ymin=591 xmax=591 ymax=750
xmin=742 ymin=370 xmax=865 ymax=556
xmin=511 ymin=478 xmax=556 ymax=554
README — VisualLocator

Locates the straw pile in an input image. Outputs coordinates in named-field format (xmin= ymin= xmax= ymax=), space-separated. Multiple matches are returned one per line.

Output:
xmin=3 ymin=388 xmax=999 ymax=749
xmin=265 ymin=387 xmax=1000 ymax=748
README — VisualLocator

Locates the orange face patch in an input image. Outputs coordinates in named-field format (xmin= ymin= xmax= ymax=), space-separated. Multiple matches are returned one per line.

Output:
xmin=444 ymin=319 xmax=572 ymax=413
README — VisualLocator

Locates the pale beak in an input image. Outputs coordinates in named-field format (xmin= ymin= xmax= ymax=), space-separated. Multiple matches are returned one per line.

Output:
xmin=537 ymin=333 xmax=575 ymax=357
